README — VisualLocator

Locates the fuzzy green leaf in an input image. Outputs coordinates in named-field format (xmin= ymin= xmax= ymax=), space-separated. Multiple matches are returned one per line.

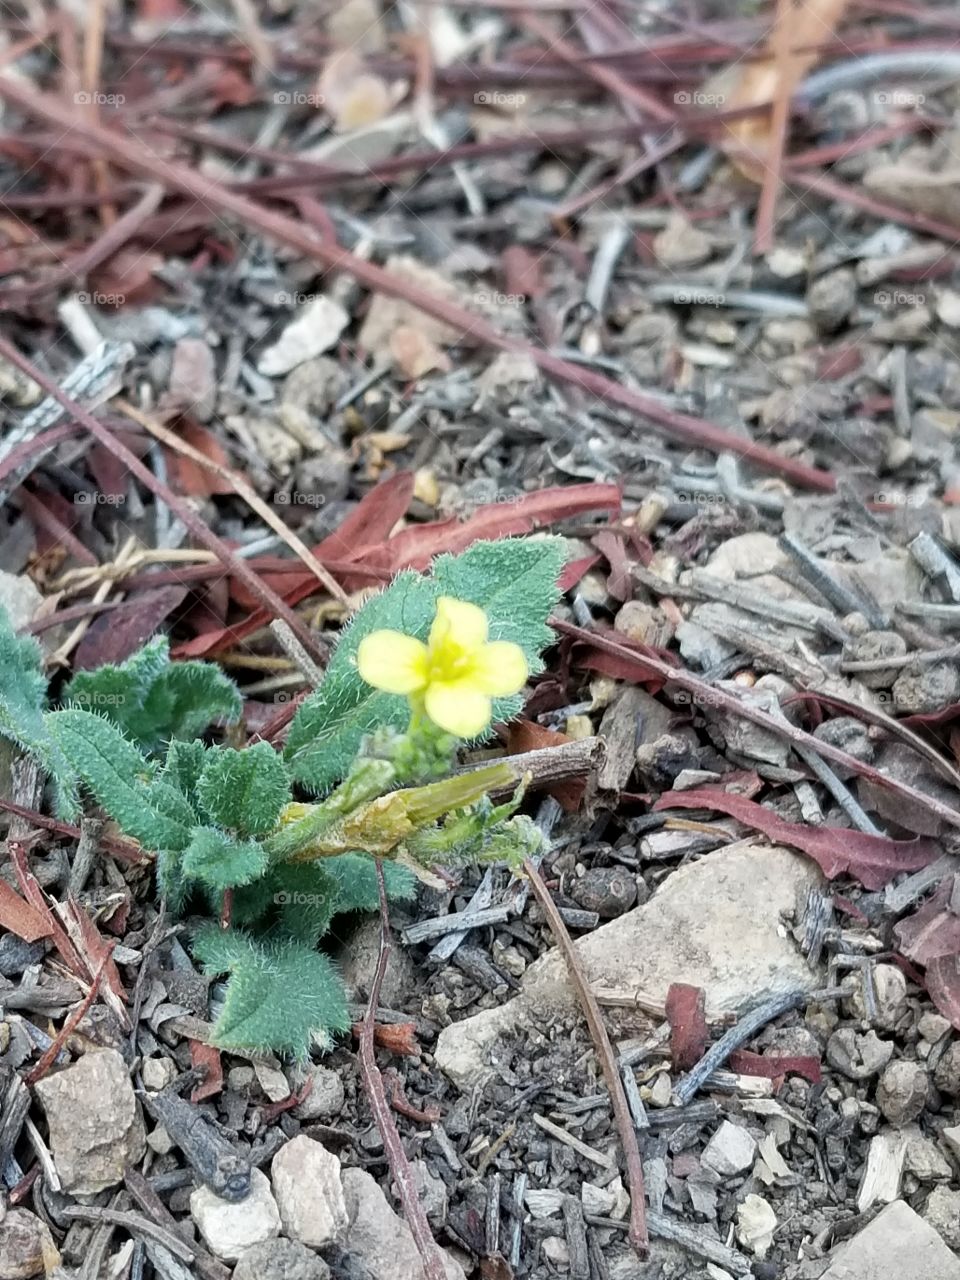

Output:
xmin=193 ymin=925 xmax=350 ymax=1057
xmin=197 ymin=743 xmax=291 ymax=836
xmin=0 ymin=607 xmax=79 ymax=818
xmin=233 ymin=862 xmax=341 ymax=945
xmin=327 ymin=853 xmax=415 ymax=914
xmin=285 ymin=537 xmax=566 ymax=793
xmin=160 ymin=738 xmax=207 ymax=809
xmin=64 ymin=637 xmax=241 ymax=751
xmin=45 ymin=709 xmax=194 ymax=851
xmin=181 ymin=826 xmax=268 ymax=893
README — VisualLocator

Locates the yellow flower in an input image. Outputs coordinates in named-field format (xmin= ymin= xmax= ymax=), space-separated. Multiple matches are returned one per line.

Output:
xmin=356 ymin=596 xmax=528 ymax=737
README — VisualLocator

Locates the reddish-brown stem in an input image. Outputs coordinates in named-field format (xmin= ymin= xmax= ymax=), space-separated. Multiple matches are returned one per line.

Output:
xmin=522 ymin=857 xmax=649 ymax=1256
xmin=24 ymin=947 xmax=113 ymax=1085
xmin=358 ymin=864 xmax=447 ymax=1280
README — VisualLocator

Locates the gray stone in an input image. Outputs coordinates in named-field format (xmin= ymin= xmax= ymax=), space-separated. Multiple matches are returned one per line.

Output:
xmin=190 ymin=1167 xmax=280 ymax=1262
xmin=924 ymin=1186 xmax=960 ymax=1251
xmin=571 ymin=867 xmax=638 ymax=918
xmin=859 ymin=743 xmax=960 ymax=838
xmin=436 ymin=841 xmax=822 ymax=1088
xmin=904 ymin=1131 xmax=952 ymax=1181
xmin=141 ymin=1056 xmax=176 ymax=1092
xmin=271 ymin=1135 xmax=347 ymax=1248
xmin=34 ymin=1049 xmax=146 ymax=1194
xmin=892 ymin=662 xmax=960 ymax=716
xmin=341 ymin=1168 xmax=465 ymax=1280
xmin=876 ymin=1061 xmax=929 ymax=1126
xmin=846 ymin=965 xmax=908 ymax=1031
xmin=807 ymin=267 xmax=857 ymax=332
xmin=339 ymin=916 xmax=418 ymax=1008
xmin=291 ymin=1064 xmax=345 ymax=1120
xmin=233 ymin=1238 xmax=330 ymax=1280
xmin=0 ymin=571 xmax=41 ymax=630
xmin=820 ymin=1199 xmax=960 ymax=1279
xmin=934 ymin=1043 xmax=960 ymax=1095
xmin=0 ymin=1208 xmax=59 ymax=1279
xmin=842 ymin=631 xmax=907 ymax=690
xmin=826 ymin=1028 xmax=894 ymax=1081
xmin=701 ymin=1121 xmax=757 ymax=1177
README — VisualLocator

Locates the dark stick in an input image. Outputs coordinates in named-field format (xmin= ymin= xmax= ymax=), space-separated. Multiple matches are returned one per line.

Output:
xmin=358 ymin=864 xmax=447 ymax=1280
xmin=522 ymin=858 xmax=649 ymax=1256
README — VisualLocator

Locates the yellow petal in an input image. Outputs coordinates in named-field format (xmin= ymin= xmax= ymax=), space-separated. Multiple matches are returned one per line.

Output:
xmin=424 ymin=680 xmax=492 ymax=737
xmin=429 ymin=596 xmax=488 ymax=653
xmin=470 ymin=641 xmax=528 ymax=696
xmin=356 ymin=631 xmax=429 ymax=694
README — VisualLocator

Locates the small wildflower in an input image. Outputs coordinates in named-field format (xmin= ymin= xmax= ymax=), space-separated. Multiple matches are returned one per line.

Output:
xmin=356 ymin=596 xmax=527 ymax=737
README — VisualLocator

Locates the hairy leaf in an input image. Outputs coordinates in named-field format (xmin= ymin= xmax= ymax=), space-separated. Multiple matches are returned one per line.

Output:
xmin=285 ymin=537 xmax=566 ymax=793
xmin=64 ymin=636 xmax=241 ymax=751
xmin=326 ymin=853 xmax=415 ymax=914
xmin=181 ymin=826 xmax=269 ymax=893
xmin=197 ymin=742 xmax=292 ymax=836
xmin=193 ymin=925 xmax=350 ymax=1057
xmin=247 ymin=862 xmax=341 ymax=945
xmin=45 ymin=709 xmax=194 ymax=851
xmin=0 ymin=607 xmax=78 ymax=817
xmin=160 ymin=738 xmax=207 ymax=809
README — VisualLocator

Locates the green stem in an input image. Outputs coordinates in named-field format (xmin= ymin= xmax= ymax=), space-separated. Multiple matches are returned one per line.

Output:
xmin=264 ymin=758 xmax=396 ymax=862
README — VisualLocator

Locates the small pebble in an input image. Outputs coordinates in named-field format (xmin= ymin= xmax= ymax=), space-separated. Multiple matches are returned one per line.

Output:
xmin=876 ymin=1060 xmax=929 ymax=1126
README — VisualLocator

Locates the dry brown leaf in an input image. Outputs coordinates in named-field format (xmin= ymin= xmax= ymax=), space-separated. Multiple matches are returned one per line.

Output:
xmin=704 ymin=0 xmax=850 ymax=180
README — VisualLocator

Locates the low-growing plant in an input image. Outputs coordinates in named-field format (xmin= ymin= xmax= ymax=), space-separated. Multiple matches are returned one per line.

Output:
xmin=0 ymin=537 xmax=565 ymax=1057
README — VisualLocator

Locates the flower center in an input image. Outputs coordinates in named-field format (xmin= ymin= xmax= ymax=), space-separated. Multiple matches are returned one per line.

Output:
xmin=428 ymin=637 xmax=474 ymax=684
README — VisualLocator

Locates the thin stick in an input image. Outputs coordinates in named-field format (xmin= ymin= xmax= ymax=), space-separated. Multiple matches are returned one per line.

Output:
xmin=24 ymin=947 xmax=113 ymax=1085
xmin=358 ymin=864 xmax=447 ymax=1280
xmin=753 ymin=0 xmax=791 ymax=253
xmin=0 ymin=336 xmax=328 ymax=667
xmin=116 ymin=398 xmax=349 ymax=607
xmin=522 ymin=857 xmax=648 ymax=1256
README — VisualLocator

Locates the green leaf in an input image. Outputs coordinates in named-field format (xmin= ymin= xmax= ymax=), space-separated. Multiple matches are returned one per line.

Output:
xmin=181 ymin=826 xmax=268 ymax=893
xmin=160 ymin=738 xmax=207 ymax=809
xmin=45 ymin=709 xmax=193 ymax=851
xmin=197 ymin=743 xmax=292 ymax=836
xmin=0 ymin=607 xmax=78 ymax=818
xmin=64 ymin=636 xmax=241 ymax=751
xmin=327 ymin=853 xmax=415 ymax=914
xmin=193 ymin=925 xmax=350 ymax=1057
xmin=231 ymin=863 xmax=340 ymax=945
xmin=285 ymin=537 xmax=567 ymax=793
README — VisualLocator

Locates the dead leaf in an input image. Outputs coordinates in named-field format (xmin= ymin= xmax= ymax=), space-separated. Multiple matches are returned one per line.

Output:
xmin=654 ymin=789 xmax=938 ymax=889
xmin=728 ymin=1049 xmax=821 ymax=1084
xmin=706 ymin=0 xmax=850 ymax=179
xmin=0 ymin=878 xmax=52 ymax=943
xmin=666 ymin=983 xmax=708 ymax=1070
xmin=73 ymin=586 xmax=188 ymax=670
xmin=318 ymin=49 xmax=398 ymax=132
xmin=190 ymin=1041 xmax=224 ymax=1101
xmin=894 ymin=878 xmax=960 ymax=964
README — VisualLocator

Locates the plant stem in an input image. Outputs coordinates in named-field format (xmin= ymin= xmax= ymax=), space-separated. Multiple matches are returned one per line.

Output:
xmin=358 ymin=862 xmax=447 ymax=1280
xmin=522 ymin=857 xmax=649 ymax=1257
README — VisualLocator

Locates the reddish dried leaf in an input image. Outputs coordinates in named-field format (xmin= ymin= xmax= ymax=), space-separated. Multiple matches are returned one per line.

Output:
xmin=90 ymin=247 xmax=164 ymax=307
xmin=653 ymin=789 xmax=938 ymax=889
xmin=502 ymin=245 xmax=545 ymax=299
xmin=166 ymin=421 xmax=235 ymax=497
xmin=665 ymin=983 xmax=708 ymax=1071
xmin=927 ymin=953 xmax=960 ymax=1030
xmin=558 ymin=553 xmax=600 ymax=593
xmin=901 ymin=702 xmax=960 ymax=729
xmin=66 ymin=898 xmax=129 ymax=1009
xmin=728 ymin=1049 xmax=822 ymax=1084
xmin=593 ymin=529 xmax=632 ymax=602
xmin=87 ymin=442 xmax=129 ymax=501
xmin=0 ymin=879 xmax=52 ymax=943
xmin=73 ymin=586 xmax=188 ymax=669
xmin=894 ymin=879 xmax=960 ymax=964
xmin=10 ymin=844 xmax=88 ymax=979
xmin=507 ymin=720 xmax=584 ymax=811
xmin=315 ymin=472 xmax=415 ymax=563
xmin=190 ymin=1040 xmax=224 ymax=1101
xmin=481 ymin=1257 xmax=515 ymax=1280
xmin=350 ymin=1020 xmax=420 ymax=1056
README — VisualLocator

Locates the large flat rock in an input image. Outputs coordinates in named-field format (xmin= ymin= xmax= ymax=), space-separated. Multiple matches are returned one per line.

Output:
xmin=435 ymin=841 xmax=822 ymax=1088
xmin=820 ymin=1200 xmax=960 ymax=1279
